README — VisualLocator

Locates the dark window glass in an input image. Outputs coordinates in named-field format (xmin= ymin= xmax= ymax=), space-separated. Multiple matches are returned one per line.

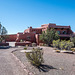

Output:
xmin=27 ymin=36 xmax=31 ymax=40
xmin=62 ymin=31 xmax=67 ymax=34
xmin=33 ymin=31 xmax=36 ymax=33
xmin=57 ymin=31 xmax=60 ymax=34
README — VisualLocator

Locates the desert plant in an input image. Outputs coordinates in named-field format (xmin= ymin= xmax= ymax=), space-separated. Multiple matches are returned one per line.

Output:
xmin=59 ymin=41 xmax=65 ymax=50
xmin=53 ymin=40 xmax=56 ymax=48
xmin=26 ymin=48 xmax=44 ymax=67
xmin=24 ymin=47 xmax=27 ymax=50
xmin=53 ymin=39 xmax=60 ymax=48
xmin=70 ymin=37 xmax=75 ymax=47
xmin=60 ymin=40 xmax=67 ymax=50
xmin=53 ymin=40 xmax=74 ymax=50
xmin=66 ymin=41 xmax=74 ymax=50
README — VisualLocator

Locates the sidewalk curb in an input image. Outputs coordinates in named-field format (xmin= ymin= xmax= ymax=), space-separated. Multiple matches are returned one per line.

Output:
xmin=11 ymin=52 xmax=34 ymax=75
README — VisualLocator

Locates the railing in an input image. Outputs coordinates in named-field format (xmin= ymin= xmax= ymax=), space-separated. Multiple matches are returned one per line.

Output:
xmin=59 ymin=34 xmax=71 ymax=37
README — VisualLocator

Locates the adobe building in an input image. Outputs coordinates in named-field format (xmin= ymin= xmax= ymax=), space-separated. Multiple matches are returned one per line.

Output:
xmin=6 ymin=23 xmax=75 ymax=45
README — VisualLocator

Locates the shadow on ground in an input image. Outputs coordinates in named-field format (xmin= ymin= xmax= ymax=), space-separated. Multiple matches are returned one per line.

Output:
xmin=0 ymin=46 xmax=11 ymax=49
xmin=37 ymin=64 xmax=57 ymax=72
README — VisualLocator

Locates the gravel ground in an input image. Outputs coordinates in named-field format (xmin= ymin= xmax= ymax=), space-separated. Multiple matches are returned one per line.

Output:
xmin=12 ymin=46 xmax=75 ymax=75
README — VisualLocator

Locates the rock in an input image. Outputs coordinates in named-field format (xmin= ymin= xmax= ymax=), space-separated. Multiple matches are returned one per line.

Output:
xmin=61 ymin=50 xmax=74 ymax=54
xmin=20 ymin=50 xmax=32 ymax=53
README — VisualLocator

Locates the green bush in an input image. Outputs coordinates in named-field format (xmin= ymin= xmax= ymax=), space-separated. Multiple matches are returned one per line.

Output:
xmin=32 ymin=43 xmax=36 ymax=47
xmin=53 ymin=40 xmax=74 ymax=50
xmin=24 ymin=47 xmax=27 ymax=50
xmin=70 ymin=37 xmax=75 ymax=47
xmin=53 ymin=40 xmax=56 ymax=47
xmin=53 ymin=39 xmax=60 ymax=48
xmin=59 ymin=40 xmax=66 ymax=50
xmin=65 ymin=41 xmax=74 ymax=50
xmin=26 ymin=48 xmax=44 ymax=67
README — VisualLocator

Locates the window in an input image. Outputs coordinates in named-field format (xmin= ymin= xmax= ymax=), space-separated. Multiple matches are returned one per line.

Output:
xmin=33 ymin=31 xmax=36 ymax=33
xmin=27 ymin=36 xmax=31 ymax=40
xmin=57 ymin=31 xmax=60 ymax=34
xmin=62 ymin=31 xmax=67 ymax=34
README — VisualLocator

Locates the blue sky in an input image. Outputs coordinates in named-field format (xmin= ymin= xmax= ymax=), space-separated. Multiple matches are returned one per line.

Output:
xmin=0 ymin=0 xmax=75 ymax=34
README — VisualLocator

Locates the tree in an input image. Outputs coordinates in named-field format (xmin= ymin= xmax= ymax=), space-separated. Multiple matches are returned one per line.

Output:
xmin=40 ymin=28 xmax=59 ymax=46
xmin=0 ymin=23 xmax=8 ymax=42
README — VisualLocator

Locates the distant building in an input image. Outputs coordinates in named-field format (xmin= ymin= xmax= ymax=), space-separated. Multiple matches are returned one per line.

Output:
xmin=6 ymin=23 xmax=75 ymax=45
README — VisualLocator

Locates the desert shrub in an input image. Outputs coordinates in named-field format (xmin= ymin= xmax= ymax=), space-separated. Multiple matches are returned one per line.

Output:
xmin=65 ymin=41 xmax=74 ymax=50
xmin=32 ymin=43 xmax=36 ymax=47
xmin=53 ymin=40 xmax=74 ymax=50
xmin=53 ymin=40 xmax=56 ymax=48
xmin=59 ymin=40 xmax=74 ymax=50
xmin=53 ymin=39 xmax=60 ymax=48
xmin=59 ymin=40 xmax=66 ymax=50
xmin=24 ymin=47 xmax=27 ymax=50
xmin=26 ymin=48 xmax=44 ymax=67
xmin=70 ymin=37 xmax=75 ymax=47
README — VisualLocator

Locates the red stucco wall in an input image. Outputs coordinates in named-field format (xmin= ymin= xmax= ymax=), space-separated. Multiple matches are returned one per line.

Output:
xmin=16 ymin=32 xmax=36 ymax=43
xmin=6 ymin=34 xmax=17 ymax=42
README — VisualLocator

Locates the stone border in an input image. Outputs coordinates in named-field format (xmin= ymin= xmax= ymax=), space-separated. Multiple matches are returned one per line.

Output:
xmin=11 ymin=51 xmax=34 ymax=75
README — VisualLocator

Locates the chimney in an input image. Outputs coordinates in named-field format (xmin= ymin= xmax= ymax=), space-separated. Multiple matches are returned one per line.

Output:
xmin=30 ymin=26 xmax=32 ymax=29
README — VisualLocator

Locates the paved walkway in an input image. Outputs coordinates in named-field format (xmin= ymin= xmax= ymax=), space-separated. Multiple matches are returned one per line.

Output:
xmin=0 ymin=48 xmax=26 ymax=75
xmin=7 ymin=42 xmax=16 ymax=47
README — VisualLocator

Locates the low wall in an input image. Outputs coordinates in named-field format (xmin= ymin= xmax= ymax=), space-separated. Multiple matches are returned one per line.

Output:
xmin=15 ymin=42 xmax=32 ymax=46
xmin=0 ymin=43 xmax=9 ymax=46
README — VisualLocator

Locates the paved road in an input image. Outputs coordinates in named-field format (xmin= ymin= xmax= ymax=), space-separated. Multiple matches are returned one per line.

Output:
xmin=0 ymin=48 xmax=26 ymax=75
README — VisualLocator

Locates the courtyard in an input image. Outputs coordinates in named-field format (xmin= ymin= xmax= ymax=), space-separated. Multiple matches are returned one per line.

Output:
xmin=12 ymin=46 xmax=75 ymax=75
